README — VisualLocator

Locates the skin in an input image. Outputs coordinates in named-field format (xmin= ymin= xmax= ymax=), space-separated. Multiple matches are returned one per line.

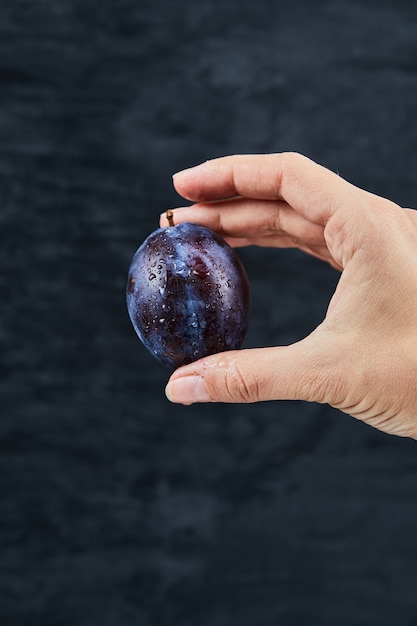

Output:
xmin=160 ymin=152 xmax=417 ymax=439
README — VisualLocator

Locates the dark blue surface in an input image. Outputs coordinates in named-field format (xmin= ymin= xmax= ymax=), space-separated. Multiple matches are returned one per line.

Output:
xmin=2 ymin=1 xmax=417 ymax=624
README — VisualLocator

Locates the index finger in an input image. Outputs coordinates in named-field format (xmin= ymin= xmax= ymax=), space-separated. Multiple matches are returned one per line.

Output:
xmin=173 ymin=152 xmax=359 ymax=226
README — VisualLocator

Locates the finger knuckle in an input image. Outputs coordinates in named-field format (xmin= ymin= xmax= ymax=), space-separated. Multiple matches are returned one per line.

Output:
xmin=205 ymin=355 xmax=261 ymax=403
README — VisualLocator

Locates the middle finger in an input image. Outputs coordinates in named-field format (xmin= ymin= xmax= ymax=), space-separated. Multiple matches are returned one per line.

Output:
xmin=160 ymin=198 xmax=326 ymax=247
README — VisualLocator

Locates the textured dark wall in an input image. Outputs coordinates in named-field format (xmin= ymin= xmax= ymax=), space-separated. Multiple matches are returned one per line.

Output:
xmin=2 ymin=1 xmax=417 ymax=625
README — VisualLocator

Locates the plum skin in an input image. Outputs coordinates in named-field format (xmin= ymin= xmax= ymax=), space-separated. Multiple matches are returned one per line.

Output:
xmin=126 ymin=222 xmax=250 ymax=368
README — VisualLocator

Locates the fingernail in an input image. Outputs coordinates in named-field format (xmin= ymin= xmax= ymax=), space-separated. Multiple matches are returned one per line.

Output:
xmin=172 ymin=164 xmax=202 ymax=180
xmin=165 ymin=375 xmax=211 ymax=405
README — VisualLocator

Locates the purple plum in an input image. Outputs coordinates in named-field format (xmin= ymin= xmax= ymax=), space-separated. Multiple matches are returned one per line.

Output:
xmin=126 ymin=218 xmax=250 ymax=368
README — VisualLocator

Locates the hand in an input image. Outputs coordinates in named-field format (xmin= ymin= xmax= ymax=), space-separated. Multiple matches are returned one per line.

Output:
xmin=160 ymin=153 xmax=417 ymax=439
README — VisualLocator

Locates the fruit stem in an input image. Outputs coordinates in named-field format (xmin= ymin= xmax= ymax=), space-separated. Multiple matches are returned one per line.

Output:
xmin=166 ymin=209 xmax=175 ymax=227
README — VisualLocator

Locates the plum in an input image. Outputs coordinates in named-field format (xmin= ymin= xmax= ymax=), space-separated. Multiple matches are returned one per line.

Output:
xmin=126 ymin=212 xmax=250 ymax=368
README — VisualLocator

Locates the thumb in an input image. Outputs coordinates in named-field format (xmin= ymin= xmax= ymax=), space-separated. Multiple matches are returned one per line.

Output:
xmin=165 ymin=334 xmax=340 ymax=405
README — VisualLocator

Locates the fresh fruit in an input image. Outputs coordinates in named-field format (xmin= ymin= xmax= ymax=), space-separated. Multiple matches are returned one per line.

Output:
xmin=126 ymin=212 xmax=250 ymax=368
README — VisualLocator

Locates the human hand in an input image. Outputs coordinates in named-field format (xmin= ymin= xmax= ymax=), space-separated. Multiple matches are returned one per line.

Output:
xmin=161 ymin=153 xmax=417 ymax=438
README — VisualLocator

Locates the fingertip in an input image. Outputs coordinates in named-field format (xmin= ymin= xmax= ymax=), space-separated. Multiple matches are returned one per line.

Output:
xmin=159 ymin=212 xmax=168 ymax=227
xmin=172 ymin=163 xmax=209 ymax=201
xmin=172 ymin=164 xmax=200 ymax=188
xmin=159 ymin=207 xmax=193 ymax=228
xmin=165 ymin=375 xmax=212 ymax=405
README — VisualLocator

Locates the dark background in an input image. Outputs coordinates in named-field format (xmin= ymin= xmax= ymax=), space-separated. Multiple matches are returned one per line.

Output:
xmin=2 ymin=1 xmax=417 ymax=624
